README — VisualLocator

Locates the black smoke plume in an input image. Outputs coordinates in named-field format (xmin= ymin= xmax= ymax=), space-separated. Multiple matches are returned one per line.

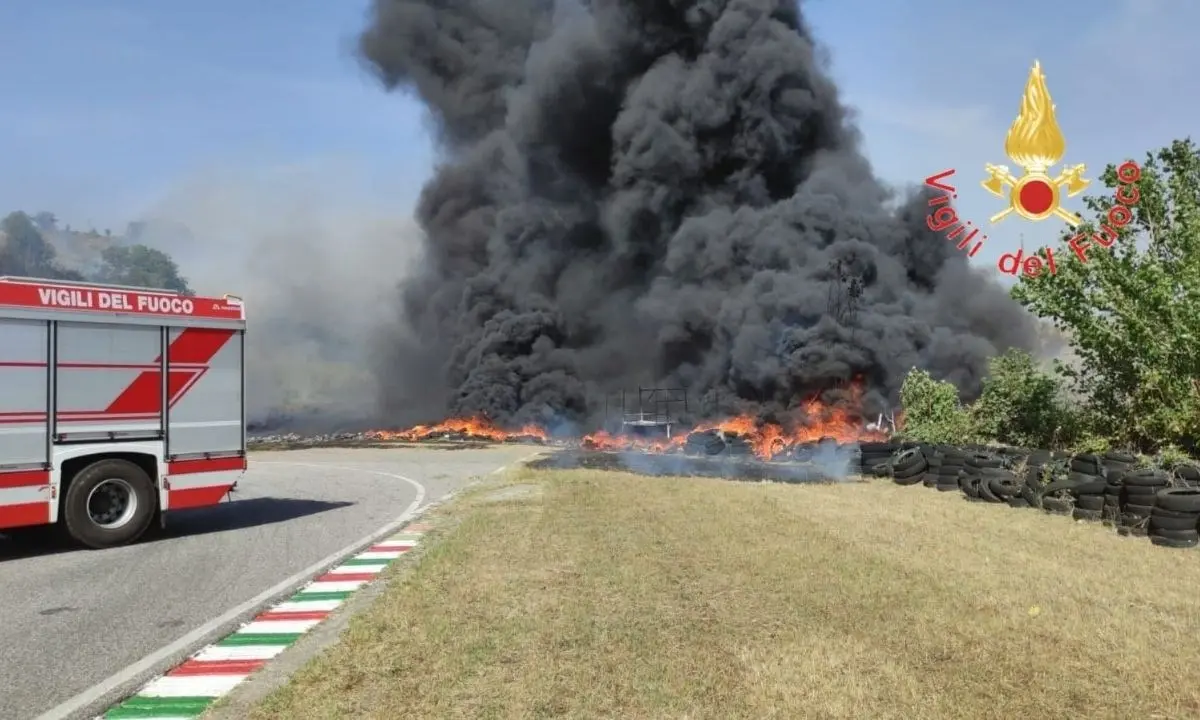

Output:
xmin=358 ymin=0 xmax=1035 ymax=430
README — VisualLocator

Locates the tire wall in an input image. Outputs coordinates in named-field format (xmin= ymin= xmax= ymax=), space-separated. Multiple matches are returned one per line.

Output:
xmin=884 ymin=445 xmax=1200 ymax=550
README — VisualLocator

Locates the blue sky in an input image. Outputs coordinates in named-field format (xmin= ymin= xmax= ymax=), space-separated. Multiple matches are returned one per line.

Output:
xmin=1 ymin=0 xmax=1196 ymax=271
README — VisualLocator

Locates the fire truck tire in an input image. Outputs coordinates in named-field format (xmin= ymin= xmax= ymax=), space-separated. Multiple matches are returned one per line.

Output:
xmin=63 ymin=459 xmax=156 ymax=549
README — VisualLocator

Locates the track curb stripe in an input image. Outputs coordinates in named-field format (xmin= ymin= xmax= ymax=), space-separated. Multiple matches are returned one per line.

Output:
xmin=99 ymin=530 xmax=424 ymax=719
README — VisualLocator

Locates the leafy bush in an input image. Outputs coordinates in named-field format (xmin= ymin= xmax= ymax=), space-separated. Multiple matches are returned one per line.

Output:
xmin=969 ymin=349 xmax=1079 ymax=449
xmin=897 ymin=369 xmax=974 ymax=445
xmin=1071 ymin=431 xmax=1113 ymax=455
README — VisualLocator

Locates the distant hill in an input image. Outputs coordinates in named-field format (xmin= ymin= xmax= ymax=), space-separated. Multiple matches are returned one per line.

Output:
xmin=41 ymin=228 xmax=123 ymax=276
xmin=0 ymin=211 xmax=189 ymax=292
xmin=0 ymin=212 xmax=124 ymax=276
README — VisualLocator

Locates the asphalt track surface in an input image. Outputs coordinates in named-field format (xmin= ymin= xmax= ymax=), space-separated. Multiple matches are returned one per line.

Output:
xmin=0 ymin=444 xmax=538 ymax=720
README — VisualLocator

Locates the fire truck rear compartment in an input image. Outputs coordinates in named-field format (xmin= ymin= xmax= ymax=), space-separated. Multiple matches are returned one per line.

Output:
xmin=0 ymin=276 xmax=248 ymax=548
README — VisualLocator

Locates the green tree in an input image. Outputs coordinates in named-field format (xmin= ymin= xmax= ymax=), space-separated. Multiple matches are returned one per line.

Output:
xmin=1011 ymin=138 xmax=1200 ymax=450
xmin=1 ymin=211 xmax=60 ymax=276
xmin=969 ymin=349 xmax=1077 ymax=449
xmin=96 ymin=244 xmax=192 ymax=293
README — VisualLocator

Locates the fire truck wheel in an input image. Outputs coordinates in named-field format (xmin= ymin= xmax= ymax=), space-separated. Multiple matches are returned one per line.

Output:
xmin=63 ymin=459 xmax=156 ymax=549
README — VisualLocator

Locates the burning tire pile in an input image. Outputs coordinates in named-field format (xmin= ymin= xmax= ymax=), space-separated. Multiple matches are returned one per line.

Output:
xmin=540 ymin=432 xmax=903 ymax=483
xmin=884 ymin=445 xmax=1200 ymax=550
xmin=678 ymin=429 xmax=895 ymax=465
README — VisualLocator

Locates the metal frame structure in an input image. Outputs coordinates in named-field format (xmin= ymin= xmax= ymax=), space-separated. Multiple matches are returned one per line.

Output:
xmin=605 ymin=387 xmax=688 ymax=438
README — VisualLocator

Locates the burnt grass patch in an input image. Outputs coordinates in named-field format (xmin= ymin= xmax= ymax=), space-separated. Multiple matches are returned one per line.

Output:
xmin=530 ymin=450 xmax=859 ymax=483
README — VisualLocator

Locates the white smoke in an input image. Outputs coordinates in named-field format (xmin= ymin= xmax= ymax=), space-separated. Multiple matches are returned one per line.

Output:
xmin=132 ymin=160 xmax=425 ymax=429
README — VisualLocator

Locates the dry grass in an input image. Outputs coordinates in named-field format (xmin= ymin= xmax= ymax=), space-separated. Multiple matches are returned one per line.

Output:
xmin=246 ymin=469 xmax=1200 ymax=720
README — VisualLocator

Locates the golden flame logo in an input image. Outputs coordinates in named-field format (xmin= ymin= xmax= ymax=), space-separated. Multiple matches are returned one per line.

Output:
xmin=1004 ymin=61 xmax=1065 ymax=172
xmin=981 ymin=61 xmax=1089 ymax=226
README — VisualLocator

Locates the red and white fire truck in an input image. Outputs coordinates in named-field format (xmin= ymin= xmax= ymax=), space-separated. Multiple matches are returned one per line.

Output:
xmin=0 ymin=276 xmax=247 ymax=549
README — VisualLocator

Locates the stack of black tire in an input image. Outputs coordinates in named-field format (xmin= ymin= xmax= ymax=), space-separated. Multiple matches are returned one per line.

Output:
xmin=790 ymin=442 xmax=816 ymax=462
xmin=1101 ymin=451 xmax=1137 ymax=523
xmin=1033 ymin=455 xmax=1084 ymax=515
xmin=858 ymin=441 xmax=899 ymax=477
xmin=1023 ymin=450 xmax=1053 ymax=479
xmin=1174 ymin=464 xmax=1200 ymax=487
xmin=878 ymin=439 xmax=1200 ymax=550
xmin=1104 ymin=451 xmax=1137 ymax=477
xmin=922 ymin=446 xmax=944 ymax=488
xmin=1118 ymin=468 xmax=1169 ymax=536
xmin=1039 ymin=480 xmax=1072 ymax=515
xmin=958 ymin=455 xmax=979 ymax=498
xmin=1058 ymin=453 xmax=1103 ymax=521
xmin=683 ymin=430 xmax=725 ymax=456
xmin=810 ymin=436 xmax=861 ymax=473
xmin=1017 ymin=450 xmax=1054 ymax=507
xmin=996 ymin=464 xmax=1030 ymax=507
xmin=1070 ymin=480 xmax=1107 ymax=521
xmin=958 ymin=452 xmax=993 ymax=498
xmin=891 ymin=447 xmax=928 ymax=485
xmin=725 ymin=433 xmax=753 ymax=456
xmin=1149 ymin=488 xmax=1200 ymax=548
xmin=934 ymin=448 xmax=966 ymax=491
xmin=958 ymin=452 xmax=1023 ymax=504
xmin=842 ymin=440 xmax=863 ymax=474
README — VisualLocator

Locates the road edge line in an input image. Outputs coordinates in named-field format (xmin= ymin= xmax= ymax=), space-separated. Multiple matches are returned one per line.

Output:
xmin=35 ymin=465 xmax=428 ymax=720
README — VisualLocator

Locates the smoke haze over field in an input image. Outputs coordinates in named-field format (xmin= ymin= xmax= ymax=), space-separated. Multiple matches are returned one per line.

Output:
xmin=135 ymin=163 xmax=425 ymax=431
xmin=358 ymin=0 xmax=1036 ymax=430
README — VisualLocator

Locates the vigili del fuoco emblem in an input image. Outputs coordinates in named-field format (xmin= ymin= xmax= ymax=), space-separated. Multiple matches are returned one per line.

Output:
xmin=981 ymin=61 xmax=1089 ymax=227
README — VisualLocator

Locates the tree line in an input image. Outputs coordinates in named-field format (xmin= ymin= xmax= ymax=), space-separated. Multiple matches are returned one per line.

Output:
xmin=0 ymin=211 xmax=191 ymax=293
xmin=901 ymin=137 xmax=1200 ymax=457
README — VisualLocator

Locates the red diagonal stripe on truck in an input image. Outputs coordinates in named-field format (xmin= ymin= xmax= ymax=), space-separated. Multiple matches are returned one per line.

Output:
xmin=105 ymin=328 xmax=235 ymax=415
xmin=104 ymin=370 xmax=204 ymax=415
xmin=167 ymin=328 xmax=237 ymax=365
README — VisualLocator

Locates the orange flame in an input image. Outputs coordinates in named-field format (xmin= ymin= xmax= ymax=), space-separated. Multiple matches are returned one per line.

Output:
xmin=672 ymin=383 xmax=887 ymax=458
xmin=367 ymin=416 xmax=547 ymax=443
xmin=580 ymin=430 xmax=684 ymax=454
xmin=368 ymin=382 xmax=890 ymax=461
